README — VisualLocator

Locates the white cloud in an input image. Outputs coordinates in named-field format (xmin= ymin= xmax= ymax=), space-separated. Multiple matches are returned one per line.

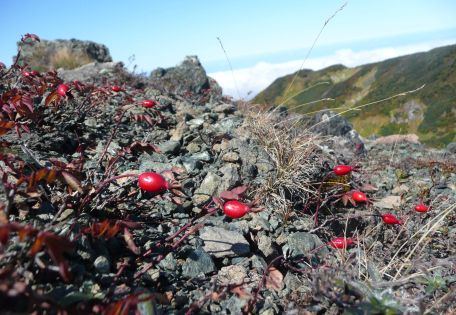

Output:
xmin=209 ymin=39 xmax=455 ymax=100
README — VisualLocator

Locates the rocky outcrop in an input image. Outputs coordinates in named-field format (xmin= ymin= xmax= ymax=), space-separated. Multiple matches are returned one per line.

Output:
xmin=18 ymin=39 xmax=112 ymax=71
xmin=150 ymin=56 xmax=222 ymax=97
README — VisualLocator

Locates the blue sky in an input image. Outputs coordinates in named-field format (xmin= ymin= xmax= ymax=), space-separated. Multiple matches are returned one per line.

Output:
xmin=1 ymin=0 xmax=455 ymax=98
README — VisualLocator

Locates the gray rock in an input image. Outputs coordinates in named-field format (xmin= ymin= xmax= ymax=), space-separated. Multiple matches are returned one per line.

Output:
xmin=193 ymin=172 xmax=222 ymax=205
xmin=158 ymin=253 xmax=177 ymax=271
xmin=219 ymin=163 xmax=240 ymax=192
xmin=181 ymin=248 xmax=215 ymax=278
xmin=192 ymin=151 xmax=211 ymax=162
xmin=213 ymin=116 xmax=244 ymax=134
xmin=217 ymin=265 xmax=247 ymax=286
xmin=145 ymin=268 xmax=160 ymax=282
xmin=84 ymin=117 xmax=98 ymax=128
xmin=200 ymin=227 xmax=250 ymax=258
xmin=260 ymin=307 xmax=277 ymax=315
xmin=257 ymin=233 xmax=275 ymax=257
xmin=446 ymin=142 xmax=456 ymax=154
xmin=213 ymin=103 xmax=236 ymax=114
xmin=284 ymin=232 xmax=329 ymax=258
xmin=185 ymin=142 xmax=201 ymax=153
xmin=170 ymin=122 xmax=188 ymax=141
xmin=249 ymin=214 xmax=272 ymax=231
xmin=221 ymin=295 xmax=248 ymax=315
xmin=209 ymin=304 xmax=222 ymax=313
xmin=186 ymin=117 xmax=205 ymax=127
xmin=293 ymin=218 xmax=315 ymax=231
xmin=222 ymin=152 xmax=240 ymax=162
xmin=93 ymin=256 xmax=110 ymax=274
xmin=251 ymin=255 xmax=268 ymax=272
xmin=231 ymin=138 xmax=275 ymax=183
xmin=155 ymin=200 xmax=178 ymax=216
xmin=373 ymin=195 xmax=402 ymax=209
xmin=158 ymin=140 xmax=181 ymax=154
xmin=283 ymin=272 xmax=311 ymax=293
xmin=139 ymin=153 xmax=173 ymax=173
xmin=181 ymin=157 xmax=202 ymax=173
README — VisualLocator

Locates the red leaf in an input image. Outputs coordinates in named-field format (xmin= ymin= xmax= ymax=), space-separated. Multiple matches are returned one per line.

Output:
xmin=0 ymin=228 xmax=10 ymax=245
xmin=125 ymin=141 xmax=161 ymax=154
xmin=171 ymin=166 xmax=186 ymax=174
xmin=61 ymin=171 xmax=83 ymax=193
xmin=25 ymin=168 xmax=58 ymax=191
xmin=31 ymin=232 xmax=74 ymax=282
xmin=29 ymin=235 xmax=44 ymax=255
xmin=160 ymin=170 xmax=175 ymax=182
xmin=341 ymin=194 xmax=350 ymax=207
xmin=219 ymin=191 xmax=239 ymax=200
xmin=212 ymin=197 xmax=223 ymax=208
xmin=360 ymin=183 xmax=378 ymax=192
xmin=230 ymin=185 xmax=248 ymax=196
xmin=105 ymin=297 xmax=134 ymax=315
xmin=171 ymin=196 xmax=184 ymax=205
xmin=171 ymin=188 xmax=186 ymax=198
xmin=348 ymin=196 xmax=357 ymax=207
xmin=45 ymin=91 xmax=61 ymax=106
xmin=0 ymin=121 xmax=14 ymax=136
xmin=20 ymin=124 xmax=31 ymax=134
xmin=230 ymin=286 xmax=252 ymax=300
xmin=265 ymin=267 xmax=284 ymax=291
xmin=117 ymin=220 xmax=142 ymax=229
xmin=21 ymin=94 xmax=34 ymax=113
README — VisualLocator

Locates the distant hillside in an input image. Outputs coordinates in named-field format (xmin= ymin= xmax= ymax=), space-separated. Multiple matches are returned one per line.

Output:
xmin=253 ymin=45 xmax=456 ymax=147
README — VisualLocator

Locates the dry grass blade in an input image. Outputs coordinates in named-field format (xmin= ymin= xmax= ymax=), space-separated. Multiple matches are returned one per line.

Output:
xmin=279 ymin=2 xmax=347 ymax=107
xmin=308 ymin=84 xmax=426 ymax=131
xmin=392 ymin=203 xmax=455 ymax=280
xmin=380 ymin=202 xmax=454 ymax=277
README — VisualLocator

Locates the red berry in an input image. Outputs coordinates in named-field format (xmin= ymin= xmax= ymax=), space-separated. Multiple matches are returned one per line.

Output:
xmin=382 ymin=214 xmax=402 ymax=225
xmin=57 ymin=84 xmax=70 ymax=96
xmin=138 ymin=172 xmax=168 ymax=193
xmin=30 ymin=70 xmax=39 ymax=76
xmin=352 ymin=191 xmax=368 ymax=203
xmin=328 ymin=237 xmax=355 ymax=249
xmin=142 ymin=100 xmax=156 ymax=108
xmin=414 ymin=204 xmax=429 ymax=213
xmin=223 ymin=200 xmax=251 ymax=219
xmin=111 ymin=85 xmax=122 ymax=92
xmin=22 ymin=71 xmax=31 ymax=77
xmin=333 ymin=165 xmax=353 ymax=176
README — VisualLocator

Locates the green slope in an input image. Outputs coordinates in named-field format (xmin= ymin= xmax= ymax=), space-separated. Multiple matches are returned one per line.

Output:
xmin=253 ymin=45 xmax=456 ymax=147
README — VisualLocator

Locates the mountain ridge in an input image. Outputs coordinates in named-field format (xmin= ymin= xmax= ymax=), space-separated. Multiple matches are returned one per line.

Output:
xmin=253 ymin=44 xmax=456 ymax=147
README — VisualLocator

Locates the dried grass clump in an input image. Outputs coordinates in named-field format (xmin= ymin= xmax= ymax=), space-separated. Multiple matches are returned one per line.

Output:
xmin=50 ymin=47 xmax=92 ymax=70
xmin=242 ymin=104 xmax=328 ymax=218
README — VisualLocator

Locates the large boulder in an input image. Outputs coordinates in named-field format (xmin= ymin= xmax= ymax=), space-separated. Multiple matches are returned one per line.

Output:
xmin=150 ymin=56 xmax=222 ymax=97
xmin=18 ymin=39 xmax=112 ymax=71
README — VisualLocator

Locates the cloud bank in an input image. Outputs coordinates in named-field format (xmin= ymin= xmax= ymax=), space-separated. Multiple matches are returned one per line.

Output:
xmin=209 ymin=40 xmax=455 ymax=100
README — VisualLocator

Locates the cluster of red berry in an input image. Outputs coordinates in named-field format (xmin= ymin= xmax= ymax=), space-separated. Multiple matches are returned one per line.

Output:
xmin=328 ymin=165 xmax=431 ymax=249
